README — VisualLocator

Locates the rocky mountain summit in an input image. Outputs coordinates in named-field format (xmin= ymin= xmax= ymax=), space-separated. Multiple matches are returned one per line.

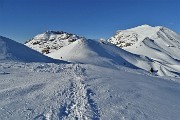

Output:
xmin=25 ymin=31 xmax=85 ymax=54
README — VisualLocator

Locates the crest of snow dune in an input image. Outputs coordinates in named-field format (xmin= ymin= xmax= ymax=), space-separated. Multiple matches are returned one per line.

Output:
xmin=0 ymin=36 xmax=64 ymax=63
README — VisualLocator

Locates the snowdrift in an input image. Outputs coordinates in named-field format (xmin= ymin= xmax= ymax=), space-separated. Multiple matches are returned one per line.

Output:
xmin=0 ymin=36 xmax=66 ymax=63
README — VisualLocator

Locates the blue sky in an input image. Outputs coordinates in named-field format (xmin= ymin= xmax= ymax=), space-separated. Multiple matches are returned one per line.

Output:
xmin=0 ymin=0 xmax=179 ymax=43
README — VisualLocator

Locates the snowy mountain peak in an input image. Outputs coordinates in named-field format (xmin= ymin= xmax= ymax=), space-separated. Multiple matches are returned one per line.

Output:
xmin=25 ymin=31 xmax=85 ymax=54
xmin=23 ymin=27 xmax=180 ymax=77
xmin=134 ymin=24 xmax=152 ymax=28
xmin=108 ymin=25 xmax=180 ymax=77
xmin=0 ymin=36 xmax=64 ymax=63
xmin=108 ymin=25 xmax=180 ymax=48
xmin=30 ymin=30 xmax=84 ymax=41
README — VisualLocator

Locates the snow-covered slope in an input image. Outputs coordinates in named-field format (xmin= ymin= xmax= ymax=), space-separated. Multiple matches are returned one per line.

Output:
xmin=0 ymin=36 xmax=64 ymax=63
xmin=108 ymin=25 xmax=180 ymax=77
xmin=24 ymin=27 xmax=180 ymax=77
xmin=0 ymin=62 xmax=180 ymax=120
xmin=1 ymin=28 xmax=180 ymax=119
xmin=25 ymin=31 xmax=84 ymax=54
xmin=47 ymin=39 xmax=180 ymax=77
xmin=47 ymin=39 xmax=156 ymax=71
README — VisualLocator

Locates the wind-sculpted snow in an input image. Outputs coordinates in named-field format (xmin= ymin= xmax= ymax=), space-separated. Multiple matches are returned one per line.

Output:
xmin=108 ymin=25 xmax=180 ymax=77
xmin=0 ymin=36 xmax=66 ymax=63
xmin=0 ymin=62 xmax=101 ymax=119
xmin=47 ymin=39 xmax=157 ymax=72
xmin=48 ymin=39 xmax=138 ymax=68
xmin=47 ymin=38 xmax=180 ymax=77
xmin=0 ymin=62 xmax=180 ymax=120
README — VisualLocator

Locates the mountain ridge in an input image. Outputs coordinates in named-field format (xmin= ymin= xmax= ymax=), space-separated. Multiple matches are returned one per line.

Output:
xmin=108 ymin=25 xmax=180 ymax=77
xmin=0 ymin=36 xmax=65 ymax=63
xmin=24 ymin=25 xmax=180 ymax=77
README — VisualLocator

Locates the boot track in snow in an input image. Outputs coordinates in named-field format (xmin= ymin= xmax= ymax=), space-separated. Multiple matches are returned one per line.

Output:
xmin=58 ymin=64 xmax=100 ymax=120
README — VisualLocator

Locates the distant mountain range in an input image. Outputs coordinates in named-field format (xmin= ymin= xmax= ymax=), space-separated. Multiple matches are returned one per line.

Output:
xmin=0 ymin=25 xmax=179 ymax=77
xmin=24 ymin=25 xmax=180 ymax=77
xmin=108 ymin=25 xmax=180 ymax=60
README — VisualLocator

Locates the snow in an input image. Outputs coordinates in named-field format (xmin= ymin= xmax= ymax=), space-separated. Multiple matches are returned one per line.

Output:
xmin=0 ymin=62 xmax=180 ymax=120
xmin=0 ymin=36 xmax=65 ymax=63
xmin=25 ymin=31 xmax=84 ymax=54
xmin=0 ymin=25 xmax=180 ymax=119
xmin=47 ymin=39 xmax=158 ymax=72
xmin=108 ymin=25 xmax=180 ymax=77
xmin=48 ymin=39 xmax=136 ymax=68
xmin=25 ymin=26 xmax=180 ymax=77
